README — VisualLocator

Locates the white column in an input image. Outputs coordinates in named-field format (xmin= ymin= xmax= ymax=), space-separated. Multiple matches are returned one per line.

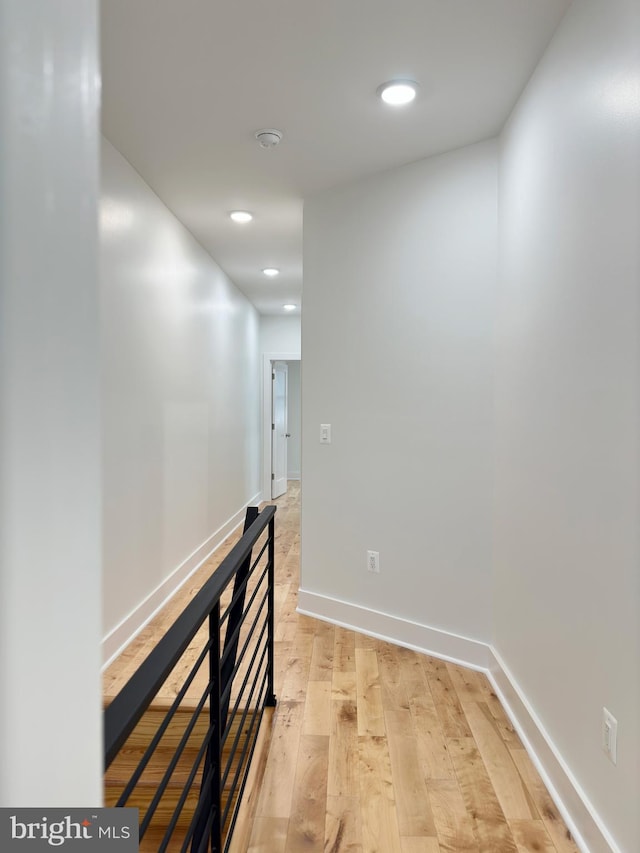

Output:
xmin=0 ymin=0 xmax=101 ymax=805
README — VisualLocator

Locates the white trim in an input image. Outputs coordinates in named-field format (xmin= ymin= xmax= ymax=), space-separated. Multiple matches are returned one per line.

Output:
xmin=487 ymin=648 xmax=622 ymax=853
xmin=296 ymin=588 xmax=493 ymax=671
xmin=101 ymin=491 xmax=262 ymax=669
xmin=287 ymin=471 xmax=301 ymax=480
xmin=262 ymin=352 xmax=300 ymax=500
xmin=297 ymin=587 xmax=619 ymax=853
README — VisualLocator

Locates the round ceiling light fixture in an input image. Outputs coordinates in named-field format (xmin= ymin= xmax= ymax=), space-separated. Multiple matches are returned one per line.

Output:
xmin=283 ymin=304 xmax=297 ymax=312
xmin=229 ymin=210 xmax=253 ymax=224
xmin=262 ymin=268 xmax=280 ymax=277
xmin=377 ymin=80 xmax=418 ymax=106
xmin=255 ymin=128 xmax=283 ymax=149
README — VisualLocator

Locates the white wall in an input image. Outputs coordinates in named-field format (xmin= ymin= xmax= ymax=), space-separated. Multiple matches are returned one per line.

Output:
xmin=287 ymin=361 xmax=301 ymax=479
xmin=101 ymin=139 xmax=261 ymax=655
xmin=260 ymin=315 xmax=301 ymax=354
xmin=302 ymin=141 xmax=497 ymax=645
xmin=495 ymin=1 xmax=639 ymax=850
xmin=0 ymin=0 xmax=102 ymax=805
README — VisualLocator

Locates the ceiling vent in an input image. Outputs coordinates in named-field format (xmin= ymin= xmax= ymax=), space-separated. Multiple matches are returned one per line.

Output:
xmin=255 ymin=128 xmax=283 ymax=149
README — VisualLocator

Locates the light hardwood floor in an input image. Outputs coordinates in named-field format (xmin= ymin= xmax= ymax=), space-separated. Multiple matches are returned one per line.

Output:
xmin=104 ymin=482 xmax=580 ymax=853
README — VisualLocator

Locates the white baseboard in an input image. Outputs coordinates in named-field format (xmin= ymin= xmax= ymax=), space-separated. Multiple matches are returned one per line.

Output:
xmin=102 ymin=491 xmax=263 ymax=669
xmin=287 ymin=472 xmax=301 ymax=481
xmin=297 ymin=588 xmax=618 ymax=853
xmin=297 ymin=588 xmax=494 ymax=671
xmin=487 ymin=648 xmax=621 ymax=853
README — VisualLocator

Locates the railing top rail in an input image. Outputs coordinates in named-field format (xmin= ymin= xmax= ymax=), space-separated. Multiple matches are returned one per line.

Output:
xmin=104 ymin=504 xmax=276 ymax=768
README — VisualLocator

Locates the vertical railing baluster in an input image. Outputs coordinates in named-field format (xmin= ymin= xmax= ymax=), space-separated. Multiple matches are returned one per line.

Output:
xmin=266 ymin=515 xmax=276 ymax=707
xmin=209 ymin=602 xmax=222 ymax=852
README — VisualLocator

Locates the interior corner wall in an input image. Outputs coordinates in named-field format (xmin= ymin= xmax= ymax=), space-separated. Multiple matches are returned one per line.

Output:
xmin=286 ymin=361 xmax=301 ymax=479
xmin=301 ymin=140 xmax=497 ymax=645
xmin=100 ymin=138 xmax=261 ymax=649
xmin=495 ymin=0 xmax=640 ymax=850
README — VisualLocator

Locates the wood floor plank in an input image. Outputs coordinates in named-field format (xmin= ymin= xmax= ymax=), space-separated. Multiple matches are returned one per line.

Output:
xmin=246 ymin=816 xmax=288 ymax=852
xmin=328 ymin=700 xmax=359 ymax=798
xmin=446 ymin=663 xmax=487 ymax=706
xmin=448 ymin=738 xmax=519 ymax=853
xmin=385 ymin=710 xmax=438 ymax=837
xmin=410 ymin=695 xmax=457 ymax=781
xmin=334 ymin=627 xmax=356 ymax=673
xmin=355 ymin=648 xmax=385 ymax=737
xmin=463 ymin=701 xmax=539 ymax=820
xmin=291 ymin=627 xmax=315 ymax=659
xmin=428 ymin=779 xmax=480 ymax=853
xmin=358 ymin=735 xmax=403 ymax=853
xmin=274 ymin=585 xmax=294 ymax=642
xmin=280 ymin=652 xmax=312 ymax=703
xmin=254 ymin=700 xmax=303 ymax=819
xmin=377 ymin=642 xmax=410 ymax=711
xmin=274 ymin=640 xmax=292 ymax=691
xmin=494 ymin=716 xmax=523 ymax=750
xmin=509 ymin=748 xmax=581 ymax=853
xmin=509 ymin=819 xmax=557 ymax=853
xmin=285 ymin=734 xmax=329 ymax=853
xmin=303 ymin=680 xmax=332 ymax=736
xmin=332 ymin=669 xmax=357 ymax=701
xmin=461 ymin=671 xmax=523 ymax=748
xmin=309 ymin=626 xmax=336 ymax=681
xmin=354 ymin=633 xmax=377 ymax=650
xmin=325 ymin=796 xmax=362 ymax=853
xmin=400 ymin=839 xmax=441 ymax=853
xmin=423 ymin=657 xmax=473 ymax=739
xmin=403 ymin=670 xmax=432 ymax=713
xmin=396 ymin=644 xmax=431 ymax=691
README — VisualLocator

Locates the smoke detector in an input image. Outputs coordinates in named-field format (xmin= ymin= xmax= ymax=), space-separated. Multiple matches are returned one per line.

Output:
xmin=255 ymin=128 xmax=283 ymax=149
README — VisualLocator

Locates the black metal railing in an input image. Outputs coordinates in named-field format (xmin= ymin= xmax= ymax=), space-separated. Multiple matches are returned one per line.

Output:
xmin=104 ymin=504 xmax=277 ymax=852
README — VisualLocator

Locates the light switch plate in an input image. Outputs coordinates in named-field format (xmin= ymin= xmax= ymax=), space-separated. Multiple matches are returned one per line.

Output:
xmin=320 ymin=424 xmax=331 ymax=444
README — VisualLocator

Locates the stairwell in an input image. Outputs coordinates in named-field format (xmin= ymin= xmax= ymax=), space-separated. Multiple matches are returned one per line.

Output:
xmin=104 ymin=702 xmax=272 ymax=851
xmin=103 ymin=504 xmax=278 ymax=852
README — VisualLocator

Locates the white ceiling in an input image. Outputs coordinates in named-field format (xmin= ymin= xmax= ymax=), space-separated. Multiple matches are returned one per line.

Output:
xmin=101 ymin=0 xmax=571 ymax=315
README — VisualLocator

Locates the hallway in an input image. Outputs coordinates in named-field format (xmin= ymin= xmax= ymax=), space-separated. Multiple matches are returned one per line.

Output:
xmin=235 ymin=483 xmax=580 ymax=852
xmin=106 ymin=483 xmax=580 ymax=852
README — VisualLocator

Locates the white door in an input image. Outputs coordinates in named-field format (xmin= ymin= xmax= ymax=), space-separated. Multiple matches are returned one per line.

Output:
xmin=271 ymin=361 xmax=288 ymax=499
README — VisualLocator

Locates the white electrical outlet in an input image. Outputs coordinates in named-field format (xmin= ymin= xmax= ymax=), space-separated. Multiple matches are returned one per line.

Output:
xmin=602 ymin=708 xmax=618 ymax=765
xmin=367 ymin=550 xmax=380 ymax=573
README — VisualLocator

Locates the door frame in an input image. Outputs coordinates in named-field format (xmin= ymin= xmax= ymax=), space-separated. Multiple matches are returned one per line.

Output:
xmin=271 ymin=360 xmax=289 ymax=499
xmin=262 ymin=351 xmax=300 ymax=502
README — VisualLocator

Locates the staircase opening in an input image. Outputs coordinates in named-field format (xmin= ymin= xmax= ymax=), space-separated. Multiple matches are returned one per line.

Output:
xmin=104 ymin=505 xmax=277 ymax=852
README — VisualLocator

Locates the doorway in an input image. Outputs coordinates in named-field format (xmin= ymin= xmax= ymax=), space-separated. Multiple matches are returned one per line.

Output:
xmin=262 ymin=353 xmax=301 ymax=501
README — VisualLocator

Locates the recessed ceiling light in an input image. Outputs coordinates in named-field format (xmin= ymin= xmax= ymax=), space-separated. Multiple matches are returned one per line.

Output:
xmin=377 ymin=80 xmax=418 ymax=106
xmin=262 ymin=268 xmax=279 ymax=277
xmin=229 ymin=210 xmax=253 ymax=224
xmin=283 ymin=304 xmax=296 ymax=312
